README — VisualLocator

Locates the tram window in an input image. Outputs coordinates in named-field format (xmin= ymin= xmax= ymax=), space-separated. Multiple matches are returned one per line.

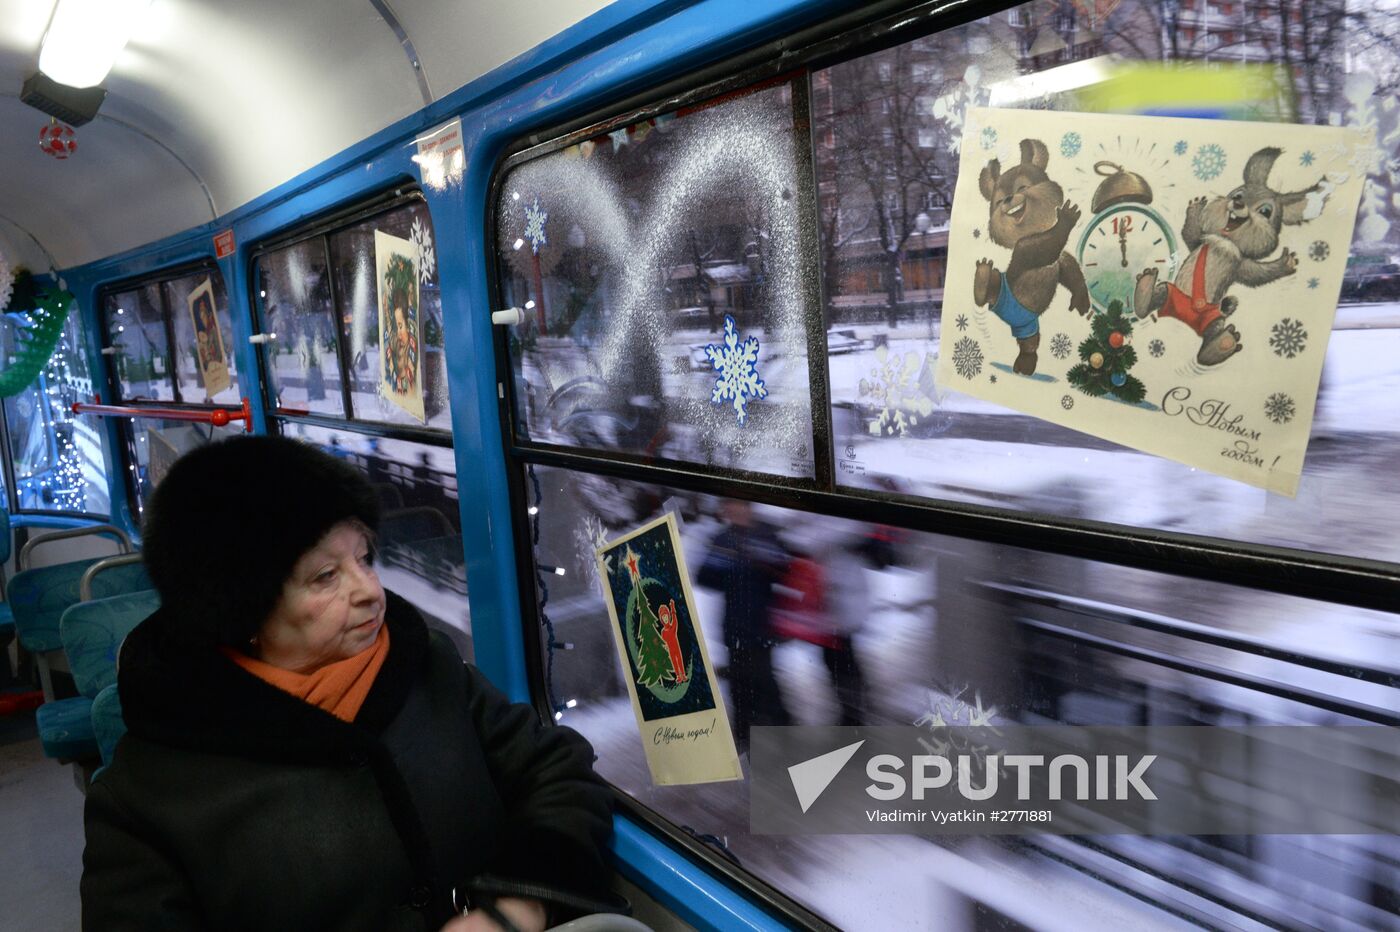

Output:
xmin=104 ymin=283 xmax=175 ymax=402
xmin=102 ymin=268 xmax=242 ymax=406
xmin=494 ymin=81 xmax=818 ymax=478
xmin=814 ymin=0 xmax=1400 ymax=565
xmin=254 ymin=196 xmax=451 ymax=430
xmin=1 ymin=308 xmax=113 ymax=516
xmin=325 ymin=202 xmax=452 ymax=431
xmin=253 ymin=240 xmax=344 ymax=417
xmin=122 ymin=419 xmax=240 ymax=518
xmin=523 ymin=464 xmax=1398 ymax=929
xmin=277 ymin=421 xmax=471 ymax=659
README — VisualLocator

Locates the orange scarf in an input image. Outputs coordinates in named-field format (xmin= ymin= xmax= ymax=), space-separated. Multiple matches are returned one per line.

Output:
xmin=223 ymin=624 xmax=390 ymax=723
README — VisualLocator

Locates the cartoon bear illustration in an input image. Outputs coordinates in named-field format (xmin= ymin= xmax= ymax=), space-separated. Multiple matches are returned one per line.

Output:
xmin=1133 ymin=147 xmax=1333 ymax=366
xmin=974 ymin=138 xmax=1092 ymax=375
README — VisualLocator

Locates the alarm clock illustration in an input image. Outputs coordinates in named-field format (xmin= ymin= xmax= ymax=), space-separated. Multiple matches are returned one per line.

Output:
xmin=1075 ymin=162 xmax=1178 ymax=314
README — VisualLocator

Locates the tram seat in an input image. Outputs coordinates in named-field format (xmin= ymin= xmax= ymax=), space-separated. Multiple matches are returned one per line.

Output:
xmin=0 ymin=508 xmax=14 ymax=658
xmin=9 ymin=529 xmax=146 ymax=762
xmin=90 ymin=684 xmax=125 ymax=773
xmin=61 ymin=588 xmax=161 ymax=700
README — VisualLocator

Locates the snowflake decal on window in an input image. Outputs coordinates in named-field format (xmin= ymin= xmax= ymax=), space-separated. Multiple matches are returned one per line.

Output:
xmin=1173 ymin=139 xmax=1188 ymax=157
xmin=954 ymin=314 xmax=969 ymax=331
xmin=1269 ymin=317 xmax=1308 ymax=358
xmin=1060 ymin=131 xmax=1082 ymax=159
xmin=1049 ymin=332 xmax=1072 ymax=359
xmin=1192 ymin=143 xmax=1227 ymax=181
xmin=704 ymin=315 xmax=768 ymax=426
xmin=1264 ymin=392 xmax=1296 ymax=425
xmin=951 ymin=337 xmax=983 ymax=380
xmin=1148 ymin=338 xmax=1165 ymax=358
xmin=980 ymin=126 xmax=998 ymax=150
xmin=1299 ymin=150 xmax=1316 ymax=167
xmin=523 ymin=197 xmax=549 ymax=254
xmin=859 ymin=347 xmax=934 ymax=437
xmin=1060 ymin=394 xmax=1074 ymax=410
xmin=1308 ymin=240 xmax=1330 ymax=262
xmin=410 ymin=217 xmax=435 ymax=284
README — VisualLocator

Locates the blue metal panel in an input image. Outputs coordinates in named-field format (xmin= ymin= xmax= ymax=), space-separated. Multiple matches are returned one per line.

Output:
xmin=610 ymin=816 xmax=795 ymax=931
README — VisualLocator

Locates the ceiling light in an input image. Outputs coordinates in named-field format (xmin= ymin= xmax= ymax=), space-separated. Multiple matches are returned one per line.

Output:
xmin=39 ymin=0 xmax=153 ymax=89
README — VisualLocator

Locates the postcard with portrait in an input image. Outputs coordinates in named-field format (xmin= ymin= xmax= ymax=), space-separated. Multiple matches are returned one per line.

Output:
xmin=935 ymin=108 xmax=1368 ymax=495
xmin=374 ymin=230 xmax=426 ymax=423
xmin=596 ymin=513 xmax=741 ymax=786
xmin=186 ymin=277 xmax=230 ymax=398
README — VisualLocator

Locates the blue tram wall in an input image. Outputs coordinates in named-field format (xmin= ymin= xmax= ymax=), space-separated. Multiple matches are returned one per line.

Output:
xmin=52 ymin=1 xmax=874 ymax=928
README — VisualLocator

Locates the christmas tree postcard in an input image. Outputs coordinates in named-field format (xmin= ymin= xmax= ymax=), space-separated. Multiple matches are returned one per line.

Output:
xmin=596 ymin=513 xmax=742 ymax=785
xmin=375 ymin=230 xmax=426 ymax=423
xmin=935 ymin=108 xmax=1368 ymax=496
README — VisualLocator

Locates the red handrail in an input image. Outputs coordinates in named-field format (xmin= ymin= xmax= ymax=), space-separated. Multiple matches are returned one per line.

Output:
xmin=71 ymin=395 xmax=253 ymax=432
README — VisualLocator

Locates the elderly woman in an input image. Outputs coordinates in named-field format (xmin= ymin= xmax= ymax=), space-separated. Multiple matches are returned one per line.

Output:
xmin=81 ymin=436 xmax=617 ymax=932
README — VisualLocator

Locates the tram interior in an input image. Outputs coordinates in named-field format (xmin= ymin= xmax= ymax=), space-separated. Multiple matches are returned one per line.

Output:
xmin=1 ymin=0 xmax=1398 ymax=930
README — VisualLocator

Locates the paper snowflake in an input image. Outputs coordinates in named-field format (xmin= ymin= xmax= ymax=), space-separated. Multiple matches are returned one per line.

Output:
xmin=1049 ymin=332 xmax=1072 ymax=359
xmin=704 ymin=315 xmax=768 ymax=426
xmin=410 ymin=217 xmax=435 ymax=284
xmin=1148 ymin=338 xmax=1165 ymax=358
xmin=1308 ymin=240 xmax=1330 ymax=262
xmin=859 ymin=347 xmax=934 ymax=437
xmin=1300 ymin=150 xmax=1316 ymax=167
xmin=1269 ymin=317 xmax=1308 ymax=358
xmin=1192 ymin=143 xmax=1227 ymax=181
xmin=1173 ymin=140 xmax=1188 ymax=157
xmin=1061 ymin=395 xmax=1074 ymax=410
xmin=1060 ymin=131 xmax=1082 ymax=159
xmin=955 ymin=314 xmax=969 ymax=331
xmin=523 ymin=197 xmax=548 ymax=254
xmin=980 ymin=126 xmax=998 ymax=150
xmin=951 ymin=337 xmax=983 ymax=380
xmin=575 ymin=513 xmax=611 ymax=583
xmin=1264 ymin=392 xmax=1296 ymax=425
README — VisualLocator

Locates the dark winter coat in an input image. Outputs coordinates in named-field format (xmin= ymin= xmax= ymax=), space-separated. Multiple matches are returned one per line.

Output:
xmin=697 ymin=523 xmax=787 ymax=650
xmin=81 ymin=593 xmax=615 ymax=931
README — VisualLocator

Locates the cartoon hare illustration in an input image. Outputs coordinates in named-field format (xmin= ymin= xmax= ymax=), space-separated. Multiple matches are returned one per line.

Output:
xmin=1133 ymin=147 xmax=1333 ymax=366
xmin=974 ymin=138 xmax=1092 ymax=376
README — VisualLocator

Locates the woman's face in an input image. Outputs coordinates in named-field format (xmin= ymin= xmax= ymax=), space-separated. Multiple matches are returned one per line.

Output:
xmin=255 ymin=521 xmax=386 ymax=672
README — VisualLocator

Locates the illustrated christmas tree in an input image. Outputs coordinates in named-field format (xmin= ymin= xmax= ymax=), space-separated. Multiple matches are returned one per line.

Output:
xmin=1066 ymin=300 xmax=1146 ymax=404
xmin=622 ymin=546 xmax=673 ymax=687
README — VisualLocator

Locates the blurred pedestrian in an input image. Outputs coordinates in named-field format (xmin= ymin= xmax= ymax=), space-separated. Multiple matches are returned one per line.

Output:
xmin=698 ymin=499 xmax=791 ymax=753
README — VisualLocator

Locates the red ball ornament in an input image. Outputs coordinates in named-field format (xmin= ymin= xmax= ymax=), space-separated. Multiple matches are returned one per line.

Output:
xmin=1108 ymin=331 xmax=1124 ymax=349
xmin=38 ymin=122 xmax=77 ymax=160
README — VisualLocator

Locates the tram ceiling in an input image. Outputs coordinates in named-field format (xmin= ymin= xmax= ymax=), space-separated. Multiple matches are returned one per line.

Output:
xmin=0 ymin=0 xmax=610 ymax=271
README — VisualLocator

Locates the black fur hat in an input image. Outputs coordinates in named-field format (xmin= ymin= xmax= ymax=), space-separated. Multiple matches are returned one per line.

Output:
xmin=141 ymin=435 xmax=380 ymax=647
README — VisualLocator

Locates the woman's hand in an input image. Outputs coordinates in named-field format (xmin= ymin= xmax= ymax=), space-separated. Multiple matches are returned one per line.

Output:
xmin=439 ymin=896 xmax=548 ymax=932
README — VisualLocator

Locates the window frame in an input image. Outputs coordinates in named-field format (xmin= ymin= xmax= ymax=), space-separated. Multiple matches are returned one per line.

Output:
xmin=95 ymin=257 xmax=235 ymax=513
xmin=484 ymin=0 xmax=1400 ymax=925
xmin=246 ymin=183 xmax=452 ymax=449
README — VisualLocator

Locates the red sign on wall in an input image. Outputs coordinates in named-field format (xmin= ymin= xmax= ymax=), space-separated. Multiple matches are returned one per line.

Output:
xmin=213 ymin=229 xmax=235 ymax=259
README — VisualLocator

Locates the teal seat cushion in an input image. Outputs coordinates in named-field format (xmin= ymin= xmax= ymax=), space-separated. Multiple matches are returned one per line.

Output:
xmin=0 ymin=601 xmax=13 ymax=636
xmin=91 ymin=684 xmax=126 ymax=770
xmin=9 ymin=559 xmax=151 ymax=653
xmin=36 ymin=695 xmax=97 ymax=760
xmin=60 ymin=590 xmax=160 ymax=698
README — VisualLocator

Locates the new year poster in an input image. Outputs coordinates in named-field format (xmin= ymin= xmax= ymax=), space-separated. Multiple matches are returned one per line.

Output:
xmin=596 ymin=513 xmax=742 ymax=786
xmin=935 ymin=108 xmax=1367 ymax=496
xmin=375 ymin=230 xmax=426 ymax=423
xmin=186 ymin=277 xmax=230 ymax=398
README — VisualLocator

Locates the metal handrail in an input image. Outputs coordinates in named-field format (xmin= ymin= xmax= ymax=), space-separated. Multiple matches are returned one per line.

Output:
xmin=19 ymin=525 xmax=133 ymax=572
xmin=71 ymin=395 xmax=252 ymax=433
xmin=79 ymin=553 xmax=147 ymax=603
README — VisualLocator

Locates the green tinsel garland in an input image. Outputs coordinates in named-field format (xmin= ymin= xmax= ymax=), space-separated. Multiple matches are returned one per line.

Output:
xmin=1 ymin=281 xmax=75 ymax=398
